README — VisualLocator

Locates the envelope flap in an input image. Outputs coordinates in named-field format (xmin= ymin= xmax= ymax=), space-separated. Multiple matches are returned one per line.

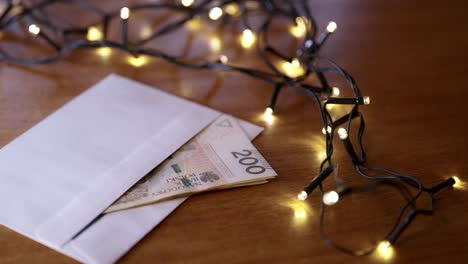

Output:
xmin=35 ymin=110 xmax=217 ymax=246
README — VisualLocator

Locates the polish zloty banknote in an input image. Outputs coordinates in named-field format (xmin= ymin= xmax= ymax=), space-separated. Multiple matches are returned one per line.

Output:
xmin=105 ymin=115 xmax=276 ymax=213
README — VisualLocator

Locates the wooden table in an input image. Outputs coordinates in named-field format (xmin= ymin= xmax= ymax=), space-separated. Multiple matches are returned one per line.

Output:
xmin=1 ymin=0 xmax=467 ymax=263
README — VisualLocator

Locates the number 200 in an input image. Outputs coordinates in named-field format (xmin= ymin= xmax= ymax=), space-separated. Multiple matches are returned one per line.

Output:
xmin=231 ymin=150 xmax=266 ymax=174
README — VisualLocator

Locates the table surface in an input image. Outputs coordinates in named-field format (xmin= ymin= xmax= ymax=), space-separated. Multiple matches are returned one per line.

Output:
xmin=1 ymin=0 xmax=468 ymax=263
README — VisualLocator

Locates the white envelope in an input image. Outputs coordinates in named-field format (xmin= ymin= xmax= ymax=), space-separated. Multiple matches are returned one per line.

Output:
xmin=0 ymin=74 xmax=226 ymax=261
xmin=61 ymin=120 xmax=263 ymax=263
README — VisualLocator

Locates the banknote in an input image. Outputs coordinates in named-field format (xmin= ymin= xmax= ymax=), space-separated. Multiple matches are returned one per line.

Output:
xmin=105 ymin=115 xmax=276 ymax=213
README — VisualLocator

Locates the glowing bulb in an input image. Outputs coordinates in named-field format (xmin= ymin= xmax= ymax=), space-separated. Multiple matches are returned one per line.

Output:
xmin=240 ymin=29 xmax=256 ymax=48
xmin=331 ymin=87 xmax=340 ymax=96
xmin=453 ymin=176 xmax=465 ymax=189
xmin=140 ymin=25 xmax=152 ymax=38
xmin=322 ymin=191 xmax=339 ymax=206
xmin=96 ymin=47 xmax=112 ymax=58
xmin=127 ymin=56 xmax=148 ymax=67
xmin=363 ymin=96 xmax=370 ymax=105
xmin=219 ymin=54 xmax=228 ymax=64
xmin=338 ymin=128 xmax=348 ymax=140
xmin=297 ymin=191 xmax=308 ymax=201
xmin=326 ymin=21 xmax=337 ymax=33
xmin=263 ymin=107 xmax=274 ymax=125
xmin=181 ymin=0 xmax=194 ymax=7
xmin=87 ymin=26 xmax=102 ymax=41
xmin=28 ymin=24 xmax=40 ymax=35
xmin=281 ymin=58 xmax=305 ymax=78
xmin=209 ymin=7 xmax=223 ymax=20
xmin=120 ymin=7 xmax=130 ymax=20
xmin=224 ymin=3 xmax=239 ymax=16
xmin=209 ymin=35 xmax=221 ymax=52
xmin=290 ymin=17 xmax=307 ymax=38
xmin=322 ymin=126 xmax=332 ymax=135
xmin=376 ymin=240 xmax=394 ymax=260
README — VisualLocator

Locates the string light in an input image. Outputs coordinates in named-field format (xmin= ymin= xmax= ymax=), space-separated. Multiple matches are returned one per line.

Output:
xmin=297 ymin=191 xmax=308 ymax=201
xmin=338 ymin=128 xmax=348 ymax=140
xmin=290 ymin=17 xmax=307 ymax=38
xmin=209 ymin=35 xmax=221 ymax=52
xmin=240 ymin=29 xmax=256 ymax=48
xmin=331 ymin=87 xmax=340 ymax=96
xmin=1 ymin=0 xmax=455 ymax=257
xmin=326 ymin=21 xmax=337 ymax=33
xmin=181 ymin=0 xmax=194 ymax=7
xmin=219 ymin=54 xmax=228 ymax=64
xmin=87 ymin=26 xmax=102 ymax=41
xmin=281 ymin=58 xmax=305 ymax=78
xmin=208 ymin=7 xmax=223 ymax=20
xmin=452 ymin=176 xmax=465 ymax=189
xmin=120 ymin=7 xmax=130 ymax=20
xmin=322 ymin=191 xmax=339 ymax=206
xmin=28 ymin=24 xmax=40 ymax=35
xmin=263 ymin=107 xmax=274 ymax=125
xmin=224 ymin=3 xmax=240 ymax=16
xmin=376 ymin=240 xmax=394 ymax=260
xmin=322 ymin=126 xmax=332 ymax=135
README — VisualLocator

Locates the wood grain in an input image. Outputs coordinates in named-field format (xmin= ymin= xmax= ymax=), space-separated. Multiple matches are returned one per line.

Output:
xmin=1 ymin=0 xmax=467 ymax=263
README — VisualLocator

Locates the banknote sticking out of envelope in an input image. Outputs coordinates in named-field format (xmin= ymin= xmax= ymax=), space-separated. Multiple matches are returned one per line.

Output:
xmin=0 ymin=74 xmax=270 ymax=263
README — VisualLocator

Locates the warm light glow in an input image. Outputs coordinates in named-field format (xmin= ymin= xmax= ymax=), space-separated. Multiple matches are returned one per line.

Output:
xmin=322 ymin=126 xmax=332 ymax=135
xmin=453 ymin=176 xmax=465 ymax=189
xmin=297 ymin=191 xmax=308 ymax=201
xmin=322 ymin=191 xmax=339 ymax=206
xmin=208 ymin=7 xmax=223 ymax=20
xmin=120 ymin=7 xmax=130 ymax=20
xmin=263 ymin=107 xmax=274 ymax=125
xmin=140 ymin=25 xmax=152 ymax=38
xmin=209 ymin=35 xmax=221 ymax=52
xmin=181 ymin=0 xmax=194 ymax=7
xmin=224 ymin=3 xmax=239 ymax=16
xmin=219 ymin=54 xmax=228 ymax=64
xmin=186 ymin=17 xmax=202 ymax=30
xmin=240 ymin=29 xmax=256 ymax=48
xmin=338 ymin=128 xmax=348 ymax=140
xmin=326 ymin=21 xmax=337 ymax=33
xmin=28 ymin=24 xmax=40 ymax=35
xmin=127 ymin=56 xmax=148 ymax=67
xmin=290 ymin=17 xmax=307 ymax=38
xmin=281 ymin=58 xmax=305 ymax=78
xmin=87 ymin=26 xmax=102 ymax=41
xmin=363 ymin=96 xmax=370 ymax=105
xmin=376 ymin=240 xmax=394 ymax=260
xmin=331 ymin=86 xmax=340 ymax=96
xmin=96 ymin=47 xmax=112 ymax=58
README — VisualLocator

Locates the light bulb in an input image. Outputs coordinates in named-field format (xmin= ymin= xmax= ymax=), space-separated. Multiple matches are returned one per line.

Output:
xmin=297 ymin=191 xmax=308 ymax=201
xmin=331 ymin=87 xmax=340 ymax=96
xmin=209 ymin=35 xmax=221 ymax=52
xmin=181 ymin=0 xmax=194 ymax=7
xmin=376 ymin=240 xmax=394 ymax=260
xmin=219 ymin=54 xmax=228 ymax=64
xmin=453 ymin=176 xmax=464 ymax=189
xmin=28 ymin=24 xmax=40 ymax=35
xmin=87 ymin=26 xmax=102 ymax=41
xmin=338 ymin=128 xmax=348 ymax=140
xmin=281 ymin=58 xmax=305 ymax=78
xmin=322 ymin=191 xmax=339 ymax=205
xmin=322 ymin=126 xmax=332 ymax=135
xmin=224 ymin=3 xmax=239 ymax=16
xmin=263 ymin=107 xmax=274 ymax=125
xmin=326 ymin=21 xmax=337 ymax=33
xmin=120 ymin=7 xmax=130 ymax=20
xmin=240 ymin=29 xmax=256 ymax=48
xmin=209 ymin=7 xmax=223 ymax=20
xmin=290 ymin=16 xmax=307 ymax=38
xmin=363 ymin=96 xmax=370 ymax=105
